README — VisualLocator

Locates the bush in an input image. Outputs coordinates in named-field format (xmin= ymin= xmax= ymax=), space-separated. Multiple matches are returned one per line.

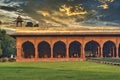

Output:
xmin=0 ymin=49 xmax=2 ymax=56
xmin=0 ymin=57 xmax=9 ymax=62
xmin=34 ymin=24 xmax=39 ymax=27
xmin=26 ymin=22 xmax=33 ymax=27
xmin=9 ymin=58 xmax=16 ymax=62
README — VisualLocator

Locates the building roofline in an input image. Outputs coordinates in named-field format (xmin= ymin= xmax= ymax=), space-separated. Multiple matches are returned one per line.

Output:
xmin=10 ymin=31 xmax=120 ymax=37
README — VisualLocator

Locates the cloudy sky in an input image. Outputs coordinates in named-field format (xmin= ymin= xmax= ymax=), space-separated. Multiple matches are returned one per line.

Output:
xmin=0 ymin=0 xmax=120 ymax=27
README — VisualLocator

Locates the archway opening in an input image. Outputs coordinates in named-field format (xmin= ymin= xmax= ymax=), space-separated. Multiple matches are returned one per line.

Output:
xmin=85 ymin=41 xmax=100 ymax=58
xmin=103 ymin=41 xmax=116 ymax=57
xmin=22 ymin=41 xmax=35 ymax=58
xmin=38 ymin=41 xmax=51 ymax=58
xmin=53 ymin=41 xmax=66 ymax=58
xmin=69 ymin=41 xmax=81 ymax=58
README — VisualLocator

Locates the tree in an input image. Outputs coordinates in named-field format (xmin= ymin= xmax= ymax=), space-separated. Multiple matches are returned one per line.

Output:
xmin=0 ymin=29 xmax=16 ymax=57
xmin=0 ymin=40 xmax=2 ymax=57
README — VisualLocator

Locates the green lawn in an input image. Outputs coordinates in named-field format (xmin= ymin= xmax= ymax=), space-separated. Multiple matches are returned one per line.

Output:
xmin=0 ymin=61 xmax=120 ymax=80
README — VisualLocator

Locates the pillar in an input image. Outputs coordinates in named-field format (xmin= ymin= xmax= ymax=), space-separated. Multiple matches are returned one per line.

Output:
xmin=66 ymin=44 xmax=69 ymax=58
xmin=81 ymin=45 xmax=85 ymax=58
xmin=21 ymin=47 xmax=23 ymax=58
xmin=35 ymin=45 xmax=38 ymax=59
xmin=116 ymin=45 xmax=119 ymax=58
xmin=51 ymin=45 xmax=53 ymax=58
xmin=100 ymin=45 xmax=103 ymax=58
xmin=80 ymin=46 xmax=81 ymax=58
xmin=97 ymin=46 xmax=100 ymax=57
xmin=112 ymin=46 xmax=115 ymax=58
xmin=16 ymin=47 xmax=22 ymax=61
xmin=80 ymin=46 xmax=83 ymax=58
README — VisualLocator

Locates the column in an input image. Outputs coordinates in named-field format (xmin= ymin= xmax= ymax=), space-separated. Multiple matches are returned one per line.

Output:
xmin=81 ymin=45 xmax=85 ymax=58
xmin=21 ymin=47 xmax=23 ymax=58
xmin=100 ymin=46 xmax=103 ymax=58
xmin=66 ymin=44 xmax=69 ymax=58
xmin=80 ymin=46 xmax=83 ymax=58
xmin=97 ymin=46 xmax=100 ymax=57
xmin=112 ymin=46 xmax=115 ymax=58
xmin=80 ymin=46 xmax=81 ymax=58
xmin=35 ymin=45 xmax=38 ymax=59
xmin=16 ymin=47 xmax=22 ymax=61
xmin=51 ymin=45 xmax=53 ymax=58
xmin=116 ymin=45 xmax=119 ymax=58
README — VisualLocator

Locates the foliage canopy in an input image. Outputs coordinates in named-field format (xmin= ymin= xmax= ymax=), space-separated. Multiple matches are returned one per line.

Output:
xmin=0 ymin=29 xmax=16 ymax=57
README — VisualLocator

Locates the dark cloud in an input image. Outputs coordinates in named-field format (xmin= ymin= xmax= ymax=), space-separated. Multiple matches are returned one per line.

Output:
xmin=0 ymin=0 xmax=120 ymax=26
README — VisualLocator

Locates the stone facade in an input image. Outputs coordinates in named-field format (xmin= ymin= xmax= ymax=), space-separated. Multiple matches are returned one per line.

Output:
xmin=14 ymin=32 xmax=120 ymax=62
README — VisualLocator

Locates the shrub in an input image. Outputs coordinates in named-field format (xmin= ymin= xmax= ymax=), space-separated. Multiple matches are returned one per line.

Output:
xmin=0 ymin=57 xmax=9 ymax=62
xmin=9 ymin=58 xmax=16 ymax=62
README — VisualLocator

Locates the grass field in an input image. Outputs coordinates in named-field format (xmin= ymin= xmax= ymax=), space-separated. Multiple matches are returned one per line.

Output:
xmin=0 ymin=61 xmax=120 ymax=80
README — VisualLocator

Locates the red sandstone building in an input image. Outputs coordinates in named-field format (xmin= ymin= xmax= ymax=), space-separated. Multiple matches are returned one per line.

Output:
xmin=13 ymin=32 xmax=120 ymax=62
